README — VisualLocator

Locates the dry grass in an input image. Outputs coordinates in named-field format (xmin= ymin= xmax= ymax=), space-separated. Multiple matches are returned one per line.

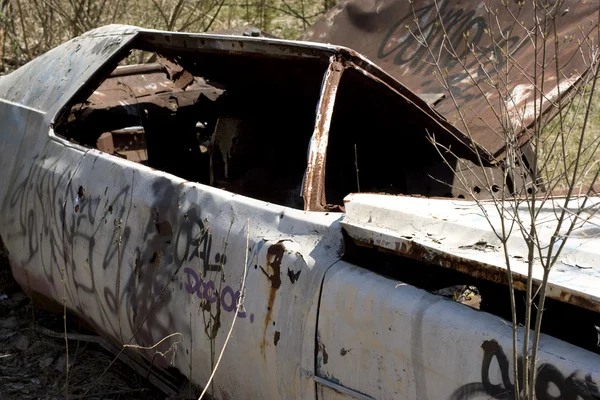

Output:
xmin=539 ymin=77 xmax=600 ymax=193
xmin=0 ymin=0 xmax=327 ymax=74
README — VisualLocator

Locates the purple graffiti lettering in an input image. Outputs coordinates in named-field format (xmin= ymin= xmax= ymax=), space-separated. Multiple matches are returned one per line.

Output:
xmin=221 ymin=287 xmax=247 ymax=317
xmin=202 ymin=279 xmax=217 ymax=303
xmin=219 ymin=286 xmax=247 ymax=317
xmin=184 ymin=267 xmax=200 ymax=294
xmin=221 ymin=286 xmax=236 ymax=312
xmin=182 ymin=268 xmax=247 ymax=318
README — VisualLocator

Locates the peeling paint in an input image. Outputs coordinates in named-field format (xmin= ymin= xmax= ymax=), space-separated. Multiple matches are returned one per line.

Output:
xmin=274 ymin=331 xmax=280 ymax=346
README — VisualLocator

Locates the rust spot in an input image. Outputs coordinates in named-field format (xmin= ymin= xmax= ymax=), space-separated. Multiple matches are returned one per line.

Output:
xmin=274 ymin=331 xmax=280 ymax=346
xmin=156 ymin=54 xmax=194 ymax=90
xmin=558 ymin=291 xmax=600 ymax=312
xmin=155 ymin=220 xmax=173 ymax=237
xmin=318 ymin=342 xmax=329 ymax=364
xmin=75 ymin=204 xmax=80 ymax=213
xmin=77 ymin=186 xmax=85 ymax=200
xmin=149 ymin=251 xmax=163 ymax=270
xmin=260 ymin=242 xmax=285 ymax=356
xmin=303 ymin=58 xmax=344 ymax=212
xmin=355 ymin=238 xmax=600 ymax=313
xmin=287 ymin=268 xmax=301 ymax=284
xmin=261 ymin=243 xmax=284 ymax=289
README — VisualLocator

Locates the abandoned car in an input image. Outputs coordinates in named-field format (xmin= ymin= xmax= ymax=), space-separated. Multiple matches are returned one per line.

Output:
xmin=1 ymin=1 xmax=600 ymax=398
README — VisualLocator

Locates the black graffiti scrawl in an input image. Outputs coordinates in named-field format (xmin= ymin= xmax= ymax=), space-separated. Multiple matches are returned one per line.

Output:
xmin=450 ymin=340 xmax=600 ymax=400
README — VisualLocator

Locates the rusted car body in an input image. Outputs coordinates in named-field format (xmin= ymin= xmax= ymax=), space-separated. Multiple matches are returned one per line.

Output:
xmin=0 ymin=4 xmax=599 ymax=399
xmin=302 ymin=0 xmax=599 ymax=161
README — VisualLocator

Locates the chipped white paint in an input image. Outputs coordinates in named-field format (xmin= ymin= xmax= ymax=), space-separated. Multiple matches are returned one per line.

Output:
xmin=508 ymin=78 xmax=578 ymax=130
xmin=316 ymin=261 xmax=600 ymax=399
xmin=510 ymin=83 xmax=533 ymax=107
xmin=455 ymin=69 xmax=479 ymax=85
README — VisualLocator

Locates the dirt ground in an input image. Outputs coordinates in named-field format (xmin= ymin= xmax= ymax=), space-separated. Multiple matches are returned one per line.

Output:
xmin=0 ymin=244 xmax=165 ymax=399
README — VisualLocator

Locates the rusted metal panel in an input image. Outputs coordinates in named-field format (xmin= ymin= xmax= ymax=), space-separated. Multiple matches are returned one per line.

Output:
xmin=303 ymin=57 xmax=345 ymax=211
xmin=156 ymin=54 xmax=195 ymax=90
xmin=317 ymin=261 xmax=600 ymax=399
xmin=80 ymin=70 xmax=223 ymax=110
xmin=302 ymin=0 xmax=599 ymax=159
xmin=342 ymin=193 xmax=600 ymax=312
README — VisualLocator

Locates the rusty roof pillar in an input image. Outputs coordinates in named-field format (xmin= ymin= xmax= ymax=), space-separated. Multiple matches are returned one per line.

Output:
xmin=303 ymin=56 xmax=344 ymax=211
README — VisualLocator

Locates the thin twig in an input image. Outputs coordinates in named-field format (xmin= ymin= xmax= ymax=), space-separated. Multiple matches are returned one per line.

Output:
xmin=198 ymin=218 xmax=250 ymax=400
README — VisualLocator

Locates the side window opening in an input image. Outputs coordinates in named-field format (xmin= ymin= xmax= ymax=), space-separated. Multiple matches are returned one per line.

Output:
xmin=324 ymin=68 xmax=456 ymax=207
xmin=56 ymin=39 xmax=327 ymax=210
xmin=324 ymin=68 xmax=502 ymax=208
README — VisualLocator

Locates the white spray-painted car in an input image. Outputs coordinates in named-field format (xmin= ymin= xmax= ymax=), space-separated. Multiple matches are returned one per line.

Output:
xmin=1 ymin=3 xmax=600 ymax=398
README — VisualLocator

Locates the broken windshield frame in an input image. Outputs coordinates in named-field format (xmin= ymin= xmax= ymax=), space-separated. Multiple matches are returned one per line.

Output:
xmin=51 ymin=30 xmax=500 ymax=212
